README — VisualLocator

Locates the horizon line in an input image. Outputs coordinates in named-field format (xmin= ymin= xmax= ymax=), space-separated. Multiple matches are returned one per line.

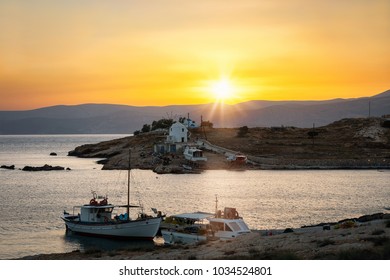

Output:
xmin=1 ymin=89 xmax=388 ymax=112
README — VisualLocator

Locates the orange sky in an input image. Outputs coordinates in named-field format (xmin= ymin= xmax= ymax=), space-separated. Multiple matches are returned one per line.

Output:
xmin=0 ymin=0 xmax=389 ymax=110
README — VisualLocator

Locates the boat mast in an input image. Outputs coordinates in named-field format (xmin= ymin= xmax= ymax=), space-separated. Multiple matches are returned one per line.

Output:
xmin=127 ymin=149 xmax=131 ymax=220
xmin=215 ymin=194 xmax=218 ymax=216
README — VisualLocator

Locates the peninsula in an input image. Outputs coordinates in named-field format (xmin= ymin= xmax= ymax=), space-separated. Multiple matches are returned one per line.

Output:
xmin=68 ymin=117 xmax=390 ymax=173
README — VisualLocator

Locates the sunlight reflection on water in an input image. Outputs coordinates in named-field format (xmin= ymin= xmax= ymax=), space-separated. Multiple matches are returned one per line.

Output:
xmin=0 ymin=135 xmax=389 ymax=259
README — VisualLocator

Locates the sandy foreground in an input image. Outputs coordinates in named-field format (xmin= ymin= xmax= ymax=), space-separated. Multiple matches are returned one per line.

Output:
xmin=20 ymin=218 xmax=389 ymax=260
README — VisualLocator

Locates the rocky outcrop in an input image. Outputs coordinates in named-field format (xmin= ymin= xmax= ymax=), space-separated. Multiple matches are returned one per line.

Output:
xmin=1 ymin=164 xmax=15 ymax=170
xmin=67 ymin=118 xmax=390 ymax=172
xmin=302 ymin=212 xmax=389 ymax=229
xmin=67 ymin=132 xmax=180 ymax=172
xmin=22 ymin=164 xmax=66 ymax=171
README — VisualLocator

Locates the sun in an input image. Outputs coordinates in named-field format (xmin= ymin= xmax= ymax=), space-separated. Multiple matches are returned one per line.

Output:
xmin=210 ymin=78 xmax=234 ymax=102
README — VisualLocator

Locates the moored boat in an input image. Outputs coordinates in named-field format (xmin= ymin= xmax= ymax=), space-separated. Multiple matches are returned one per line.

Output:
xmin=61 ymin=150 xmax=162 ymax=239
xmin=208 ymin=207 xmax=251 ymax=239
xmin=160 ymin=212 xmax=214 ymax=245
xmin=160 ymin=197 xmax=250 ymax=245
xmin=183 ymin=146 xmax=207 ymax=162
xmin=62 ymin=192 xmax=162 ymax=239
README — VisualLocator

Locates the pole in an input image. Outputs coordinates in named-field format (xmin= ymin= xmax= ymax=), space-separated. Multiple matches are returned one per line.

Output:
xmin=368 ymin=100 xmax=371 ymax=118
xmin=312 ymin=123 xmax=315 ymax=146
xmin=127 ymin=149 xmax=131 ymax=220
xmin=215 ymin=195 xmax=218 ymax=216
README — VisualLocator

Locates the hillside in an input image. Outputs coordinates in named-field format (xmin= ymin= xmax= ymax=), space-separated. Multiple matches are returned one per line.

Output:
xmin=1 ymin=90 xmax=389 ymax=134
xmin=68 ymin=117 xmax=390 ymax=172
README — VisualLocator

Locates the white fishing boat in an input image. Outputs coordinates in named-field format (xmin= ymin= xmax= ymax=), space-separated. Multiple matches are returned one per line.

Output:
xmin=61 ymin=150 xmax=162 ymax=239
xmin=183 ymin=146 xmax=207 ymax=162
xmin=208 ymin=207 xmax=251 ymax=239
xmin=161 ymin=197 xmax=250 ymax=245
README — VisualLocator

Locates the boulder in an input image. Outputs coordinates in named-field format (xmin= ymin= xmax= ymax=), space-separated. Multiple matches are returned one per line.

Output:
xmin=283 ymin=228 xmax=294 ymax=233
xmin=49 ymin=152 xmax=57 ymax=156
xmin=322 ymin=225 xmax=331 ymax=231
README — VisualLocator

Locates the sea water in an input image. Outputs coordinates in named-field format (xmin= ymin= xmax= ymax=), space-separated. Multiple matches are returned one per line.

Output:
xmin=0 ymin=135 xmax=389 ymax=259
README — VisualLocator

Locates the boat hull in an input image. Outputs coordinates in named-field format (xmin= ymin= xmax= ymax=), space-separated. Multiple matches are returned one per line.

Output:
xmin=161 ymin=229 xmax=207 ymax=245
xmin=63 ymin=217 xmax=161 ymax=240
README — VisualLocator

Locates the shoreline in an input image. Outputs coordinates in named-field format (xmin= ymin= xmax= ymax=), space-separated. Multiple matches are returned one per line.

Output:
xmin=17 ymin=214 xmax=390 ymax=260
xmin=66 ymin=118 xmax=390 ymax=173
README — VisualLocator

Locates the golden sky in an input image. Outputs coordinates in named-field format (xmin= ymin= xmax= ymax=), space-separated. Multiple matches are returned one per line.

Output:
xmin=0 ymin=0 xmax=389 ymax=110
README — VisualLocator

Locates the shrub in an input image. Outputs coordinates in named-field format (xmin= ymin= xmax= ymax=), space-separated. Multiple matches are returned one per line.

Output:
xmin=224 ymin=250 xmax=236 ymax=256
xmin=317 ymin=239 xmax=336 ymax=247
xmin=361 ymin=236 xmax=389 ymax=246
xmin=337 ymin=248 xmax=380 ymax=260
xmin=237 ymin=126 xmax=249 ymax=137
xmin=334 ymin=220 xmax=356 ymax=229
xmin=372 ymin=229 xmax=385 ymax=236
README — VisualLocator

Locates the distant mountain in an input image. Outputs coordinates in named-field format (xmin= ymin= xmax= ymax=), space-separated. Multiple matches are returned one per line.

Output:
xmin=0 ymin=90 xmax=389 ymax=134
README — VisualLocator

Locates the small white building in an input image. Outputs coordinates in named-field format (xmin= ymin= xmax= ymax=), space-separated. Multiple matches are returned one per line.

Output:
xmin=185 ymin=118 xmax=198 ymax=128
xmin=166 ymin=122 xmax=188 ymax=143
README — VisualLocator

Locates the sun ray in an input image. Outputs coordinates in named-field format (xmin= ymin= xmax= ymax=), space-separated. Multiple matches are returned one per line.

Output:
xmin=209 ymin=77 xmax=236 ymax=103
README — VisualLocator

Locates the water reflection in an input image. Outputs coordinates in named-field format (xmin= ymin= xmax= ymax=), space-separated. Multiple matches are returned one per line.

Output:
xmin=62 ymin=231 xmax=160 ymax=253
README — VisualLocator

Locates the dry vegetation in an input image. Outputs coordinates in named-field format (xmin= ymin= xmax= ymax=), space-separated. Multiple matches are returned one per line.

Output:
xmin=69 ymin=117 xmax=390 ymax=171
xmin=20 ymin=218 xmax=390 ymax=260
xmin=192 ymin=118 xmax=390 ymax=161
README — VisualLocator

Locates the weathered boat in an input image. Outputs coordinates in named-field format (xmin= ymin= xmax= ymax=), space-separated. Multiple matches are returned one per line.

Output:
xmin=183 ymin=146 xmax=207 ymax=162
xmin=160 ymin=212 xmax=214 ymax=245
xmin=161 ymin=197 xmax=250 ymax=245
xmin=61 ymin=150 xmax=162 ymax=239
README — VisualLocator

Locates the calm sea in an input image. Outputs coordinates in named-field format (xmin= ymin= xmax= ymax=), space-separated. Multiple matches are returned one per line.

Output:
xmin=0 ymin=135 xmax=389 ymax=259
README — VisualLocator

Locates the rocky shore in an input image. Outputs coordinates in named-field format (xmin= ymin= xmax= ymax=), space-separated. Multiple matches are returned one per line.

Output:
xmin=2 ymin=164 xmax=70 ymax=171
xmin=67 ymin=118 xmax=390 ymax=173
xmin=22 ymin=164 xmax=68 ymax=171
xmin=20 ymin=214 xmax=390 ymax=260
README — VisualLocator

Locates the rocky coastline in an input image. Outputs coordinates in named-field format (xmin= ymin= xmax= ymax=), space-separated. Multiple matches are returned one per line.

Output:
xmin=67 ymin=118 xmax=390 ymax=173
xmin=2 ymin=164 xmax=70 ymax=171
xmin=19 ymin=213 xmax=390 ymax=260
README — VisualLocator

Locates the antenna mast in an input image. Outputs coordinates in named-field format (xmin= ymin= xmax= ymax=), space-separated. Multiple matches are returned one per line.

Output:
xmin=368 ymin=100 xmax=371 ymax=118
xmin=215 ymin=195 xmax=218 ymax=215
xmin=127 ymin=149 xmax=131 ymax=220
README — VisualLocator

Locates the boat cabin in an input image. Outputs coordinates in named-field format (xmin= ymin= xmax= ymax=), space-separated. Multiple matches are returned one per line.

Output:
xmin=209 ymin=207 xmax=250 ymax=239
xmin=208 ymin=218 xmax=250 ymax=238
xmin=79 ymin=204 xmax=114 ymax=223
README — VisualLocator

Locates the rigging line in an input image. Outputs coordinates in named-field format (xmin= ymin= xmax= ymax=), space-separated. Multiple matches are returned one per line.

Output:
xmin=129 ymin=169 xmax=142 ymax=208
xmin=114 ymin=169 xmax=124 ymax=200
xmin=130 ymin=170 xmax=155 ymax=212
